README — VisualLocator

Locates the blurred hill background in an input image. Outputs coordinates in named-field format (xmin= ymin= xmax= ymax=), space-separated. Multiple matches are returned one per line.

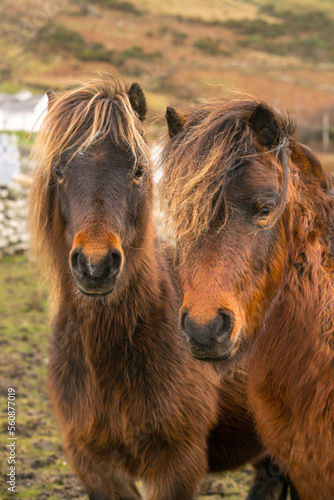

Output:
xmin=1 ymin=0 xmax=334 ymax=152
xmin=1 ymin=3 xmax=334 ymax=499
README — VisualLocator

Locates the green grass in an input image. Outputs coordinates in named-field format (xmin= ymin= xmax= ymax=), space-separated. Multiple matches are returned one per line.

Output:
xmin=0 ymin=131 xmax=36 ymax=149
xmin=0 ymin=255 xmax=254 ymax=499
xmin=0 ymin=255 xmax=86 ymax=500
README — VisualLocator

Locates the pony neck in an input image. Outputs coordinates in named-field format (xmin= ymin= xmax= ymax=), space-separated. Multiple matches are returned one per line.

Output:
xmin=254 ymin=263 xmax=333 ymax=410
xmin=256 ymin=142 xmax=334 ymax=382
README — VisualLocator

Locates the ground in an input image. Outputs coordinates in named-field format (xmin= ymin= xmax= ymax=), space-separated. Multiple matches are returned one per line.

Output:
xmin=0 ymin=254 xmax=256 ymax=500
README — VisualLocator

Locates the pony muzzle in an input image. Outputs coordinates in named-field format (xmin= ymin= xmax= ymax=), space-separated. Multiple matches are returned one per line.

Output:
xmin=70 ymin=234 xmax=123 ymax=297
xmin=179 ymin=308 xmax=238 ymax=361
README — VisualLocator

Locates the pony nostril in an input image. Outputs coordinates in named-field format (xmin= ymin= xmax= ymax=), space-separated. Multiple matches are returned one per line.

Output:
xmin=70 ymin=248 xmax=81 ymax=271
xmin=71 ymin=248 xmax=90 ymax=277
xmin=78 ymin=251 xmax=89 ymax=274
xmin=216 ymin=309 xmax=234 ymax=341
xmin=180 ymin=309 xmax=188 ymax=332
xmin=180 ymin=311 xmax=214 ymax=346
xmin=110 ymin=249 xmax=122 ymax=275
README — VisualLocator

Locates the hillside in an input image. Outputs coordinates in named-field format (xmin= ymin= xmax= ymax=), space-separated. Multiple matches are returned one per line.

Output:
xmin=1 ymin=0 xmax=334 ymax=144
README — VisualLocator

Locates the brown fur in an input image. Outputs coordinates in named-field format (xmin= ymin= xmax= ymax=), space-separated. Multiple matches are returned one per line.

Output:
xmin=160 ymin=95 xmax=334 ymax=499
xmin=28 ymin=78 xmax=278 ymax=500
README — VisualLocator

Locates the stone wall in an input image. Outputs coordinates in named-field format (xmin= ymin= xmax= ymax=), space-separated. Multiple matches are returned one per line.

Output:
xmin=0 ymin=175 xmax=31 ymax=259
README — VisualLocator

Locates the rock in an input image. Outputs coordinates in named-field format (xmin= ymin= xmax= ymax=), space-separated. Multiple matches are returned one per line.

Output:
xmin=8 ymin=182 xmax=28 ymax=200
xmin=7 ymin=219 xmax=27 ymax=231
xmin=0 ymin=174 xmax=31 ymax=258
xmin=1 ymin=227 xmax=14 ymax=238
xmin=0 ymin=188 xmax=9 ymax=199
xmin=5 ymin=246 xmax=15 ymax=256
xmin=5 ymin=209 xmax=18 ymax=219
xmin=5 ymin=198 xmax=26 ymax=209
xmin=10 ymin=242 xmax=27 ymax=253
xmin=12 ymin=173 xmax=33 ymax=189
xmin=9 ymin=233 xmax=20 ymax=244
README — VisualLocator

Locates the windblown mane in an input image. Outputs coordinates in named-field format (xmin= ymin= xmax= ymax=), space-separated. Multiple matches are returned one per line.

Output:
xmin=159 ymin=96 xmax=295 ymax=248
xmin=29 ymin=76 xmax=149 ymax=306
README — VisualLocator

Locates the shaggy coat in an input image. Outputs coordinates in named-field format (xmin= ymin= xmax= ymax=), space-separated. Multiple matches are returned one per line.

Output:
xmin=28 ymin=79 xmax=281 ymax=500
xmin=160 ymin=96 xmax=334 ymax=500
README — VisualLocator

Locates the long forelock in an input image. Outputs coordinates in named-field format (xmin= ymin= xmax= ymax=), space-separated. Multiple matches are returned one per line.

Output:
xmin=159 ymin=99 xmax=267 ymax=248
xmin=159 ymin=96 xmax=295 ymax=250
xmin=33 ymin=78 xmax=149 ymax=179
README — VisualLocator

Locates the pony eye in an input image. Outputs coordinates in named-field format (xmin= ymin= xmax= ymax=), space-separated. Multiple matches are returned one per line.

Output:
xmin=259 ymin=206 xmax=271 ymax=217
xmin=55 ymin=168 xmax=64 ymax=181
xmin=133 ymin=167 xmax=144 ymax=181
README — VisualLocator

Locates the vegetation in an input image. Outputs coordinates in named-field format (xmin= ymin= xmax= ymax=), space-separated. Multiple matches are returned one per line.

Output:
xmin=36 ymin=24 xmax=162 ymax=66
xmin=225 ymin=6 xmax=334 ymax=61
xmin=0 ymin=0 xmax=334 ymax=149
xmin=89 ymin=0 xmax=142 ymax=15
xmin=37 ymin=24 xmax=114 ymax=63
xmin=158 ymin=27 xmax=189 ymax=44
xmin=193 ymin=37 xmax=222 ymax=55
xmin=116 ymin=46 xmax=163 ymax=65
xmin=0 ymin=255 xmax=85 ymax=500
xmin=0 ymin=131 xmax=36 ymax=149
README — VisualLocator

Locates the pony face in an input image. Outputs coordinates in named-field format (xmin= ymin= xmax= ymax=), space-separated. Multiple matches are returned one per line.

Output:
xmin=54 ymin=141 xmax=150 ymax=297
xmin=178 ymin=157 xmax=287 ymax=362
xmin=30 ymin=79 xmax=151 ymax=300
xmin=162 ymin=101 xmax=291 ymax=363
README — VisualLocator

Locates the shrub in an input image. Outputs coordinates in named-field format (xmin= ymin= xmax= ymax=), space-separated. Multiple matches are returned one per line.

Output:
xmin=226 ymin=5 xmax=334 ymax=62
xmin=194 ymin=37 xmax=221 ymax=55
xmin=39 ymin=24 xmax=86 ymax=54
xmin=225 ymin=18 xmax=284 ymax=38
xmin=117 ymin=46 xmax=162 ymax=65
xmin=37 ymin=24 xmax=114 ymax=62
xmin=88 ymin=0 xmax=141 ymax=15
xmin=157 ymin=27 xmax=188 ymax=44
xmin=171 ymin=31 xmax=189 ymax=44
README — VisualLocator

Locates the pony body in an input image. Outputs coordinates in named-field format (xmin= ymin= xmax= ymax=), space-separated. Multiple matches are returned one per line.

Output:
xmin=29 ymin=79 xmax=278 ymax=499
xmin=161 ymin=96 xmax=334 ymax=499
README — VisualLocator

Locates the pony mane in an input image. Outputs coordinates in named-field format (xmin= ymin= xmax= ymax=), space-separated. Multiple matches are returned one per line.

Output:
xmin=159 ymin=95 xmax=295 ymax=248
xmin=29 ymin=76 xmax=149 ymax=309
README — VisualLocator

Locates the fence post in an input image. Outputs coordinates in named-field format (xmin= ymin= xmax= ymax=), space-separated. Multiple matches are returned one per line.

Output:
xmin=323 ymin=112 xmax=330 ymax=152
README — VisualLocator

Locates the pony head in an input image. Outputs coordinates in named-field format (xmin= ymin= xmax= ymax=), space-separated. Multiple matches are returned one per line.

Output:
xmin=29 ymin=77 xmax=151 ymax=306
xmin=160 ymin=96 xmax=332 ymax=363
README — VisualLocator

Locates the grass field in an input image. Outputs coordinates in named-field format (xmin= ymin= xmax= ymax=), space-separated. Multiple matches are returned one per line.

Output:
xmin=0 ymin=255 xmax=256 ymax=499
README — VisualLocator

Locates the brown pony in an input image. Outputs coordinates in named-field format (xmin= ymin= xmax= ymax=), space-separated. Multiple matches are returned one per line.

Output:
xmin=160 ymin=96 xmax=334 ymax=499
xmin=28 ymin=77 xmax=287 ymax=500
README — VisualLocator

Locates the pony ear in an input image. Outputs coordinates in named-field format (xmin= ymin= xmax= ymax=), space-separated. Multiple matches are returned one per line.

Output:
xmin=248 ymin=104 xmax=280 ymax=148
xmin=46 ymin=90 xmax=55 ymax=108
xmin=166 ymin=107 xmax=185 ymax=138
xmin=128 ymin=82 xmax=147 ymax=122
